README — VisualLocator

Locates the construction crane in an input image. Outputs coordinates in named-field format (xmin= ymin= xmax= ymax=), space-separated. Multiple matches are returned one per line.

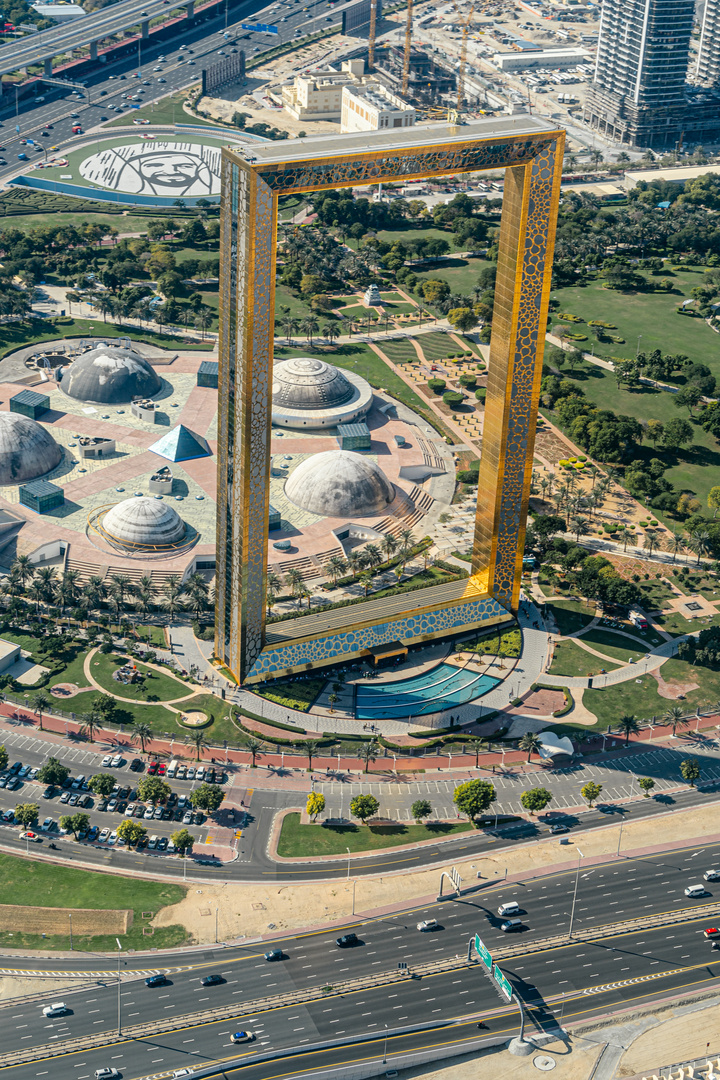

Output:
xmin=451 ymin=0 xmax=476 ymax=111
xmin=401 ymin=0 xmax=413 ymax=95
xmin=368 ymin=0 xmax=377 ymax=67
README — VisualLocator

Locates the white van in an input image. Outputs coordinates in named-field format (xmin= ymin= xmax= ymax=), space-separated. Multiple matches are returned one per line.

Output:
xmin=167 ymin=759 xmax=179 ymax=779
xmin=497 ymin=901 xmax=521 ymax=917
xmin=148 ymin=835 xmax=159 ymax=850
xmin=685 ymin=884 xmax=708 ymax=898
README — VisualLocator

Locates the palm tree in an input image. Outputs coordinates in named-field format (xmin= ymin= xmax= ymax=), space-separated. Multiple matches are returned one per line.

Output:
xmin=194 ymin=308 xmax=213 ymax=340
xmin=11 ymin=555 xmax=33 ymax=590
xmin=397 ymin=528 xmax=415 ymax=571
xmin=468 ymin=737 xmax=484 ymax=767
xmin=301 ymin=316 xmax=319 ymax=344
xmin=304 ymin=739 xmax=320 ymax=768
xmin=325 ymin=555 xmax=347 ymax=587
xmin=161 ymin=576 xmax=185 ymax=619
xmin=245 ymin=735 xmax=264 ymax=767
xmin=285 ymin=568 xmax=306 ymax=604
xmin=665 ymin=529 xmax=686 ymax=563
xmin=281 ymin=315 xmax=298 ymax=343
xmin=79 ymin=709 xmax=102 ymax=743
xmin=109 ymin=573 xmax=134 ymax=612
xmin=664 ymin=704 xmax=689 ymax=737
xmin=519 ymin=732 xmax=542 ymax=761
xmin=191 ymin=730 xmax=208 ymax=761
xmin=615 ymin=526 xmax=632 ymax=553
xmin=358 ymin=739 xmax=379 ymax=773
xmin=643 ymin=530 xmax=661 ymax=560
xmin=323 ymin=322 xmax=340 ymax=348
xmin=346 ymin=550 xmax=366 ymax=578
xmin=617 ymin=713 xmax=640 ymax=743
xmin=569 ymin=515 xmax=589 ymax=542
xmin=266 ymin=570 xmax=283 ymax=613
xmin=32 ymin=691 xmax=49 ymax=732
xmin=85 ymin=576 xmax=107 ymax=614
xmin=381 ymin=533 xmax=398 ymax=563
xmin=132 ymin=721 xmax=153 ymax=755
xmin=688 ymin=528 xmax=711 ymax=566
xmin=359 ymin=570 xmax=374 ymax=596
xmin=35 ymin=566 xmax=58 ymax=603
xmin=363 ymin=544 xmax=383 ymax=572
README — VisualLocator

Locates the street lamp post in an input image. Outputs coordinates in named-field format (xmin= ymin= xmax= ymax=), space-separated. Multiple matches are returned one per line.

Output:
xmin=382 ymin=1024 xmax=389 ymax=1065
xmin=568 ymin=849 xmax=584 ymax=938
xmin=346 ymin=847 xmax=351 ymax=880
xmin=116 ymin=938 xmax=123 ymax=1035
xmin=68 ymin=913 xmax=73 ymax=952
xmin=215 ymin=907 xmax=219 ymax=943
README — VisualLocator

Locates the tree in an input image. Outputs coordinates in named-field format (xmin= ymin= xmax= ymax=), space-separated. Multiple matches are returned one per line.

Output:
xmin=37 ymin=757 xmax=70 ymax=787
xmin=350 ymin=793 xmax=380 ymax=825
xmin=79 ymin=709 xmax=102 ymax=743
xmin=520 ymin=787 xmax=553 ymax=815
xmin=245 ymin=736 xmax=264 ymax=767
xmin=171 ymin=828 xmax=195 ymax=854
xmin=357 ymin=739 xmax=379 ymax=773
xmin=32 ymin=691 xmax=50 ymax=731
xmin=190 ymin=782 xmax=225 ymax=813
xmin=306 ymin=791 xmax=326 ymax=821
xmin=0 ymin=745 xmax=7 ymax=772
xmin=708 ymin=487 xmax=720 ymax=519
xmin=190 ymin=730 xmax=208 ymax=761
xmin=453 ymin=779 xmax=496 ymax=824
xmin=664 ymin=704 xmax=689 ymax=736
xmin=117 ymin=819 xmax=147 ymax=847
xmin=447 ymin=306 xmax=477 ymax=332
xmin=304 ymin=740 xmax=320 ymax=769
xmin=680 ymin=758 xmax=701 ymax=787
xmin=638 ymin=777 xmax=655 ymax=797
xmin=617 ymin=714 xmax=640 ymax=743
xmin=88 ymin=773 xmax=116 ymax=798
xmin=674 ymin=384 xmax=703 ymax=415
xmin=662 ymin=417 xmax=694 ymax=451
xmin=410 ymin=798 xmax=433 ymax=824
xmin=137 ymin=777 xmax=171 ymax=805
xmin=467 ymin=738 xmax=485 ymax=767
xmin=14 ymin=803 xmax=39 ymax=827
xmin=519 ymin=732 xmax=542 ymax=761
xmin=132 ymin=721 xmax=153 ymax=756
xmin=60 ymin=812 xmax=90 ymax=837
xmin=580 ymin=781 xmax=602 ymax=807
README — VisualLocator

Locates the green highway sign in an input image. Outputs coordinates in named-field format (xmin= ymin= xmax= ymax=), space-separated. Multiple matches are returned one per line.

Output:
xmin=493 ymin=964 xmax=513 ymax=1001
xmin=474 ymin=934 xmax=493 ymax=971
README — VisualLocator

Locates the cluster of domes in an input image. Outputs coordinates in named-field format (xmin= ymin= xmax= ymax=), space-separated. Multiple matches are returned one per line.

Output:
xmin=60 ymin=345 xmax=162 ymax=405
xmin=0 ymin=413 xmax=62 ymax=484
xmin=271 ymin=357 xmax=373 ymax=429
xmin=102 ymin=496 xmax=186 ymax=549
xmin=285 ymin=450 xmax=395 ymax=518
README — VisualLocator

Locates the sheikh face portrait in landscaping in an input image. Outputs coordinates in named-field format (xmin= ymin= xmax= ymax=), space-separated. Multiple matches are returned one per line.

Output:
xmin=79 ymin=141 xmax=221 ymax=198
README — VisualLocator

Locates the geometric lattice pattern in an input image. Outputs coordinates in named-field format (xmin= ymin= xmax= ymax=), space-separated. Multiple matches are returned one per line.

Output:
xmin=216 ymin=118 xmax=565 ymax=683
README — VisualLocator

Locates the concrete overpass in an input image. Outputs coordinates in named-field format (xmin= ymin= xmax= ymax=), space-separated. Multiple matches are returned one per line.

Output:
xmin=0 ymin=0 xmax=216 ymax=81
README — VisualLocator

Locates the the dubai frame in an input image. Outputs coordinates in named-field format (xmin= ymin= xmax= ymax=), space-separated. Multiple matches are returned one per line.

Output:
xmin=215 ymin=116 xmax=565 ymax=685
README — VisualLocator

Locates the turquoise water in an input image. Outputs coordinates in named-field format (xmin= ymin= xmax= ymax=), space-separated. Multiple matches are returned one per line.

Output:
xmin=355 ymin=663 xmax=500 ymax=720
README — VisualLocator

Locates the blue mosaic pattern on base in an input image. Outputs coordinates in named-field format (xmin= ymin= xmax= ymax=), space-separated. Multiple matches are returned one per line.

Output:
xmin=245 ymin=595 xmax=509 ymax=681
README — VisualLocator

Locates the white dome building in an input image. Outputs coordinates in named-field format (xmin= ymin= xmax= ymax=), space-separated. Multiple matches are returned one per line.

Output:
xmin=60 ymin=345 xmax=162 ymax=405
xmin=285 ymin=450 xmax=394 ymax=518
xmin=0 ymin=413 xmax=62 ymax=484
xmin=271 ymin=357 xmax=373 ymax=429
xmin=101 ymin=496 xmax=186 ymax=550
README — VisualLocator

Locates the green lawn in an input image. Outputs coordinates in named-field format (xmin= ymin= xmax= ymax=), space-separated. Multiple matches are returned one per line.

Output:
xmin=0 ymin=851 xmax=188 ymax=951
xmin=89 ymin=652 xmax=192 ymax=703
xmin=414 ymin=256 xmax=487 ymax=297
xmin=414 ymin=331 xmax=474 ymax=362
xmin=548 ymin=639 xmax=620 ymax=678
xmin=0 ymin=211 xmax=160 ymax=233
xmin=547 ymin=598 xmax=596 ymax=635
xmin=464 ymin=627 xmax=522 ymax=657
xmin=638 ymin=579 xmax=682 ymax=610
xmin=106 ymin=90 xmax=204 ymax=128
xmin=654 ymin=611 xmax=720 ymax=636
xmin=584 ymin=656 xmax=720 ymax=729
xmin=275 ymin=282 xmax=314 ymax=323
xmin=0 ymin=317 xmax=213 ymax=361
xmin=277 ymin=812 xmax=473 ymax=856
xmin=272 ymin=341 xmax=455 ymax=441
xmin=374 ymin=226 xmax=465 ymax=252
xmin=551 ymin=269 xmax=718 ymax=371
xmin=576 ymin=627 xmax=650 ymax=663
xmin=257 ymin=677 xmax=325 ymax=713
xmin=381 ymin=339 xmax=421 ymax=364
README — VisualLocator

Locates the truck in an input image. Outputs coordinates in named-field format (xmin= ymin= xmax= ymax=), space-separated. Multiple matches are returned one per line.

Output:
xmin=167 ymin=758 xmax=179 ymax=779
xmin=71 ymin=124 xmax=82 ymax=134
xmin=629 ymin=609 xmax=648 ymax=630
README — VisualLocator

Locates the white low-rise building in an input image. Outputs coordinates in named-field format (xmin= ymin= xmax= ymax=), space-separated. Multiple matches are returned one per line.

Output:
xmin=282 ymin=59 xmax=365 ymax=121
xmin=493 ymin=47 xmax=589 ymax=70
xmin=341 ymin=82 xmax=415 ymax=133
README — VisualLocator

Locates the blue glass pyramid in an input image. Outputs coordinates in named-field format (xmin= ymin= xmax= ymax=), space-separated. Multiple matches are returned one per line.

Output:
xmin=149 ymin=424 xmax=211 ymax=462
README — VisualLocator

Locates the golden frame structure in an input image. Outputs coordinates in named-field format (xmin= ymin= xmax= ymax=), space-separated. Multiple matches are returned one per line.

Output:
xmin=216 ymin=117 xmax=565 ymax=684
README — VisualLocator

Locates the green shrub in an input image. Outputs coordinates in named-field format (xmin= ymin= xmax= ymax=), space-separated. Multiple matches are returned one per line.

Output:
xmin=443 ymin=391 xmax=464 ymax=407
xmin=427 ymin=378 xmax=446 ymax=393
xmin=475 ymin=387 xmax=486 ymax=402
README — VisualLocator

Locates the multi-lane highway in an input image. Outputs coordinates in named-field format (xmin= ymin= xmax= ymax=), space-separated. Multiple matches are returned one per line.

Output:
xmin=2 ymin=842 xmax=720 ymax=1078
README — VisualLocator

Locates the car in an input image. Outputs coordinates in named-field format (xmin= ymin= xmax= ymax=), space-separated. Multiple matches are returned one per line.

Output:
xmin=183 ymin=811 xmax=193 ymax=824
xmin=193 ymin=811 xmax=205 ymax=825
xmin=157 ymin=763 xmax=167 ymax=776
xmin=108 ymin=831 xmax=117 ymax=845
xmin=685 ymin=884 xmax=709 ymax=898
xmin=157 ymin=837 xmax=168 ymax=851
xmin=336 ymin=933 xmax=359 ymax=947
xmin=118 ymin=787 xmax=130 ymax=799
xmin=99 ymin=89 xmax=107 ymax=95
xmin=125 ymin=803 xmax=136 ymax=817
xmin=0 ymin=777 xmax=7 ymax=788
xmin=144 ymin=807 xmax=154 ymax=819
xmin=99 ymin=116 xmax=108 ymax=121
xmin=172 ymin=1071 xmax=193 ymax=1079
xmin=119 ymin=74 xmax=126 ymax=80
xmin=177 ymin=795 xmax=188 ymax=809
xmin=60 ymin=791 xmax=71 ymax=804
xmin=41 ymin=130 xmax=50 ymax=136
xmin=102 ymin=755 xmax=113 ymax=767
xmin=497 ymin=902 xmax=521 ymax=917
xmin=167 ymin=793 xmax=178 ymax=807
xmin=107 ymin=799 xmax=118 ymax=813
xmin=20 ymin=831 xmax=41 ymax=842
xmin=417 ymin=919 xmax=439 ymax=932
xmin=87 ymin=826 xmax=99 ymax=840
xmin=70 ymin=112 xmax=79 ymax=118
xmin=98 ymin=828 xmax=111 ymax=842
xmin=167 ymin=840 xmax=176 ymax=854
xmin=158 ymin=77 xmax=166 ymax=83
xmin=704 ymin=870 xmax=720 ymax=882
xmin=264 ymin=949 xmax=283 ymax=961
xmin=42 ymin=1002 xmax=68 ymax=1017
xmin=231 ymin=1031 xmax=254 ymax=1043
xmin=154 ymin=805 xmax=164 ymax=819
xmin=2 ymin=809 xmax=15 ymax=823
xmin=195 ymin=767 xmax=205 ymax=781
xmin=148 ymin=761 xmax=158 ymax=775
xmin=500 ymin=918 xmax=523 ymax=932
xmin=153 ymin=65 xmax=161 ymax=71
xmin=68 ymin=794 xmax=80 ymax=806
xmin=97 ymin=800 xmax=108 ymax=813
xmin=7 ymin=777 xmax=21 ymax=791
xmin=111 ymin=755 xmax=123 ymax=768
xmin=703 ymin=927 xmax=720 ymax=939
xmin=135 ymin=804 xmax=145 ymax=817
xmin=94 ymin=1070 xmax=120 ymax=1079
xmin=81 ymin=795 xmax=93 ymax=809
xmin=10 ymin=762 xmax=22 ymax=774
xmin=130 ymin=759 xmax=143 ymax=772
xmin=174 ymin=808 xmax=184 ymax=821
xmin=19 ymin=765 xmax=31 ymax=777
xmin=549 ymin=824 xmax=569 ymax=834
xmin=177 ymin=766 xmax=187 ymax=779
xmin=201 ymin=974 xmax=224 ymax=986
xmin=142 ymin=79 xmax=151 ymax=85
xmin=187 ymin=59 xmax=195 ymax=64
xmin=187 ymin=767 xmax=196 ymax=780
xmin=161 ymin=807 xmax=172 ymax=820
xmin=42 ymin=785 xmax=56 ymax=799
xmin=148 ymin=835 xmax=159 ymax=850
